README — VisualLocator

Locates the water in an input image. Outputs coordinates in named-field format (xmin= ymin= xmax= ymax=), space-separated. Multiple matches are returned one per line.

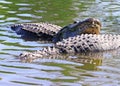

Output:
xmin=0 ymin=0 xmax=120 ymax=86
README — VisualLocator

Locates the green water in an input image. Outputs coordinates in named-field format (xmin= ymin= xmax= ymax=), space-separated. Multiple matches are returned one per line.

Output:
xmin=0 ymin=0 xmax=120 ymax=86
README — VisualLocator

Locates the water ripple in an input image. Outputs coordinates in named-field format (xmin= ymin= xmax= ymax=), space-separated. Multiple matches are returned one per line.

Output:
xmin=0 ymin=0 xmax=12 ymax=4
xmin=0 ymin=0 xmax=120 ymax=85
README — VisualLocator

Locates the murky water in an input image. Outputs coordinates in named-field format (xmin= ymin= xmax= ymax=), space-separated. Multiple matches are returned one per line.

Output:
xmin=0 ymin=0 xmax=120 ymax=86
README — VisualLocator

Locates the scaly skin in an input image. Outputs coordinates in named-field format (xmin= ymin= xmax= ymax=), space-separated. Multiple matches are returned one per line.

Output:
xmin=19 ymin=34 xmax=120 ymax=62
xmin=10 ymin=18 xmax=120 ymax=62
xmin=11 ymin=18 xmax=101 ymax=42
xmin=11 ymin=22 xmax=62 ymax=38
xmin=20 ymin=50 xmax=104 ymax=64
xmin=53 ymin=18 xmax=101 ymax=42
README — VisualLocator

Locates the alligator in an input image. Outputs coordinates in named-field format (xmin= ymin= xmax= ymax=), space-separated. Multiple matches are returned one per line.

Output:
xmin=11 ymin=18 xmax=101 ymax=42
xmin=10 ymin=18 xmax=120 ymax=62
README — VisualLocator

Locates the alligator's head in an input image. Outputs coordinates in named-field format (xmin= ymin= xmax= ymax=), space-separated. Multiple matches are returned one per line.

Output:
xmin=79 ymin=18 xmax=101 ymax=34
xmin=53 ymin=18 xmax=101 ymax=43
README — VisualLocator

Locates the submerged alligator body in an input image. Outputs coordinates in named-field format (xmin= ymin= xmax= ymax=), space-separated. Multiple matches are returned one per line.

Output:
xmin=11 ymin=18 xmax=120 ymax=62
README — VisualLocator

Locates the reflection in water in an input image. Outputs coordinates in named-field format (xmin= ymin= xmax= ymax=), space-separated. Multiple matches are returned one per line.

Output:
xmin=0 ymin=0 xmax=120 ymax=86
xmin=20 ymin=49 xmax=119 ymax=71
xmin=26 ymin=52 xmax=103 ymax=71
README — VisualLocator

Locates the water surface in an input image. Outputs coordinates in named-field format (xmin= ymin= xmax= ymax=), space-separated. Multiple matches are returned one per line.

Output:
xmin=0 ymin=0 xmax=120 ymax=86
